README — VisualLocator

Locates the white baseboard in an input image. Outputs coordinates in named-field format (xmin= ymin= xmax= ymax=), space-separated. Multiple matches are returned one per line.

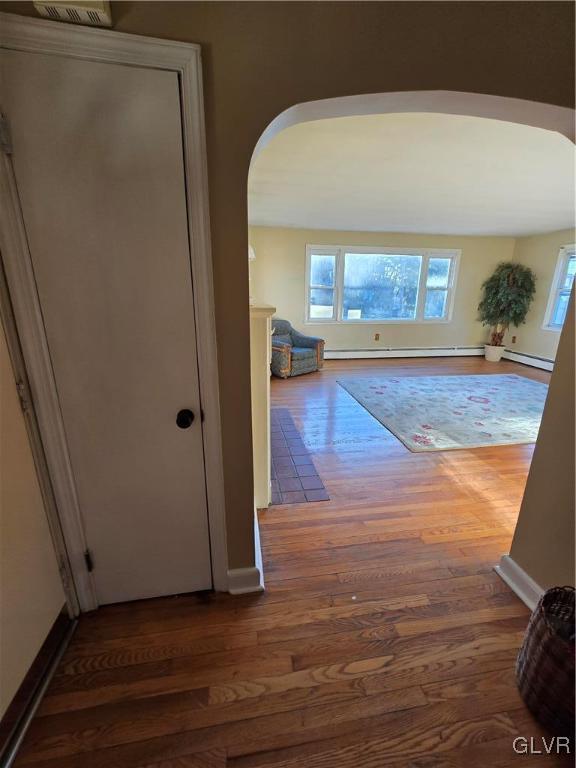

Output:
xmin=227 ymin=567 xmax=264 ymax=595
xmin=324 ymin=345 xmax=554 ymax=371
xmin=501 ymin=349 xmax=554 ymax=371
xmin=253 ymin=506 xmax=265 ymax=590
xmin=227 ymin=508 xmax=265 ymax=595
xmin=494 ymin=555 xmax=544 ymax=611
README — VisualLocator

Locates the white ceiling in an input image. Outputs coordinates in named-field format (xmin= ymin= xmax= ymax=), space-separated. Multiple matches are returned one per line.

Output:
xmin=248 ymin=113 xmax=575 ymax=236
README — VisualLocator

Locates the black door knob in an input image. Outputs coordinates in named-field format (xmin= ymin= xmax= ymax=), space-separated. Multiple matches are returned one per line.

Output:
xmin=176 ymin=409 xmax=195 ymax=429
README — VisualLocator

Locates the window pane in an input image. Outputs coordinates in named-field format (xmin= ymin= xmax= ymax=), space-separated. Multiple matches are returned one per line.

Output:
xmin=426 ymin=257 xmax=451 ymax=288
xmin=424 ymin=289 xmax=448 ymax=319
xmin=552 ymin=292 xmax=570 ymax=327
xmin=309 ymin=287 xmax=334 ymax=319
xmin=310 ymin=253 xmax=335 ymax=287
xmin=563 ymin=255 xmax=576 ymax=290
xmin=342 ymin=253 xmax=421 ymax=320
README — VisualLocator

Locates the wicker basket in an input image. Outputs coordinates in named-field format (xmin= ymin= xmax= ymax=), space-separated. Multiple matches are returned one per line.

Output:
xmin=516 ymin=586 xmax=575 ymax=737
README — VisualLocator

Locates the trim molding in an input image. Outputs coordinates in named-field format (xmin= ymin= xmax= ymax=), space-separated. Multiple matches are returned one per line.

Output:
xmin=227 ymin=567 xmax=265 ymax=595
xmin=254 ymin=507 xmax=265 ymax=590
xmin=0 ymin=13 xmax=229 ymax=603
xmin=494 ymin=555 xmax=544 ymax=612
xmin=227 ymin=510 xmax=265 ymax=595
xmin=0 ymin=264 xmax=79 ymax=616
xmin=0 ymin=139 xmax=97 ymax=611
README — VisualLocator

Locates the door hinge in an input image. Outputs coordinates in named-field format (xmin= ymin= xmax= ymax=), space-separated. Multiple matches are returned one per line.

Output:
xmin=84 ymin=549 xmax=95 ymax=572
xmin=0 ymin=114 xmax=13 ymax=155
xmin=16 ymin=380 xmax=30 ymax=413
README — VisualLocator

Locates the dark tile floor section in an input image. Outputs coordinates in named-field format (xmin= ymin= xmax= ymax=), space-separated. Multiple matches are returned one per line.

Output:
xmin=270 ymin=408 xmax=330 ymax=505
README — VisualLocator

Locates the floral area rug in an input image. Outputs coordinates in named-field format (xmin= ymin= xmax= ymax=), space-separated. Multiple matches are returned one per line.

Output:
xmin=337 ymin=374 xmax=548 ymax=452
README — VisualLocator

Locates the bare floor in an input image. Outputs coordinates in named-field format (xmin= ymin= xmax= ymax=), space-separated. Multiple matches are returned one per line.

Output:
xmin=16 ymin=358 xmax=569 ymax=768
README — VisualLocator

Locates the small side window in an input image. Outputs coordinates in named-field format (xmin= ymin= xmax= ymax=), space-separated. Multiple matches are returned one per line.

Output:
xmin=544 ymin=247 xmax=575 ymax=330
xmin=308 ymin=251 xmax=336 ymax=320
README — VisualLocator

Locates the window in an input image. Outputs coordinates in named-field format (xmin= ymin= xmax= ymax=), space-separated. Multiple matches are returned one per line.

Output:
xmin=308 ymin=251 xmax=336 ymax=319
xmin=306 ymin=245 xmax=459 ymax=323
xmin=424 ymin=257 xmax=452 ymax=319
xmin=342 ymin=252 xmax=421 ymax=320
xmin=543 ymin=245 xmax=576 ymax=331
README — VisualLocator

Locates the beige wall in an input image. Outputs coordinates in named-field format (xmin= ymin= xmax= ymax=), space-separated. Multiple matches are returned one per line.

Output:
xmin=509 ymin=292 xmax=575 ymax=588
xmin=511 ymin=228 xmax=576 ymax=360
xmin=0 ymin=322 xmax=65 ymax=717
xmin=249 ymin=226 xmax=517 ymax=351
xmin=250 ymin=226 xmax=576 ymax=358
xmin=3 ymin=1 xmax=574 ymax=569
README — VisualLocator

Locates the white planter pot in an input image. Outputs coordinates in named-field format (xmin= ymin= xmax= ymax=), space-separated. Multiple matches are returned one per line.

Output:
xmin=484 ymin=344 xmax=505 ymax=362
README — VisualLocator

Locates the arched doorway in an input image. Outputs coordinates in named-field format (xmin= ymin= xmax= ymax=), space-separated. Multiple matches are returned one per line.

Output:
xmin=252 ymin=90 xmax=575 ymax=161
xmin=248 ymin=90 xmax=574 ymax=606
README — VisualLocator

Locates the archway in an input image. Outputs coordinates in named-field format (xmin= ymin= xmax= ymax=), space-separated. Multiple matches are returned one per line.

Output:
xmin=248 ymin=90 xmax=575 ymax=607
xmin=252 ymin=90 xmax=575 ymax=162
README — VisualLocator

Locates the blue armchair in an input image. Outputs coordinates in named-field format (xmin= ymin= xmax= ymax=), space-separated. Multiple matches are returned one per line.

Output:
xmin=271 ymin=318 xmax=325 ymax=378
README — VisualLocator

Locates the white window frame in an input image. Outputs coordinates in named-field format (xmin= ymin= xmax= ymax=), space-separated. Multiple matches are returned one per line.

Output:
xmin=542 ymin=244 xmax=576 ymax=331
xmin=306 ymin=246 xmax=340 ymax=321
xmin=305 ymin=244 xmax=460 ymax=324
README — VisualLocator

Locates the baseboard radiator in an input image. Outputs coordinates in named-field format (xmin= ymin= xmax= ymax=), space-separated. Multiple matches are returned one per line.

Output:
xmin=0 ymin=610 xmax=77 ymax=768
xmin=324 ymin=346 xmax=554 ymax=371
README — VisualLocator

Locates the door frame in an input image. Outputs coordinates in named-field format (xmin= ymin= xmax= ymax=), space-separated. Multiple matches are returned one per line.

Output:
xmin=0 ymin=13 xmax=229 ymax=611
xmin=0 ymin=260 xmax=80 ymax=617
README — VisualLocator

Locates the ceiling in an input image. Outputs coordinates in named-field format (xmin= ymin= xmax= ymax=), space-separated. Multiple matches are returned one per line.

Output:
xmin=248 ymin=113 xmax=575 ymax=237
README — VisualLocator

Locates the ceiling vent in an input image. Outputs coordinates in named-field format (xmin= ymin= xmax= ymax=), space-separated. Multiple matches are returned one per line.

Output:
xmin=33 ymin=1 xmax=112 ymax=27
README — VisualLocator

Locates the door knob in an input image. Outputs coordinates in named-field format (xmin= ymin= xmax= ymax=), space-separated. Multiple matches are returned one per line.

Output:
xmin=176 ymin=409 xmax=195 ymax=429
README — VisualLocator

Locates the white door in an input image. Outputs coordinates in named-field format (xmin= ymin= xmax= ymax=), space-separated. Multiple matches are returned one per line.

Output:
xmin=1 ymin=49 xmax=213 ymax=604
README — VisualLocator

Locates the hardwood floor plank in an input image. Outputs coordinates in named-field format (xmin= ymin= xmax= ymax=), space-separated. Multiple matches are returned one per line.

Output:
xmin=329 ymin=571 xmax=512 ymax=606
xmin=392 ymin=736 xmax=569 ymax=768
xmin=38 ymin=656 xmax=294 ymax=716
xmin=208 ymin=655 xmax=396 ymax=705
xmin=395 ymin=603 xmax=529 ymax=638
xmin=18 ymin=683 xmax=427 ymax=764
xmin=226 ymin=705 xmax=519 ymax=767
xmin=292 ymin=617 xmax=527 ymax=671
xmin=258 ymin=592 xmax=518 ymax=645
xmin=58 ymin=629 xmax=259 ymax=676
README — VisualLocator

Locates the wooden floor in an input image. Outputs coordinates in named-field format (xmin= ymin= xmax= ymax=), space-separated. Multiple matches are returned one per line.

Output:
xmin=15 ymin=358 xmax=569 ymax=768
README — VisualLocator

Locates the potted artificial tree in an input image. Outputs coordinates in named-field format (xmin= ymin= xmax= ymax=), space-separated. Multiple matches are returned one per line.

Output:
xmin=478 ymin=262 xmax=536 ymax=362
